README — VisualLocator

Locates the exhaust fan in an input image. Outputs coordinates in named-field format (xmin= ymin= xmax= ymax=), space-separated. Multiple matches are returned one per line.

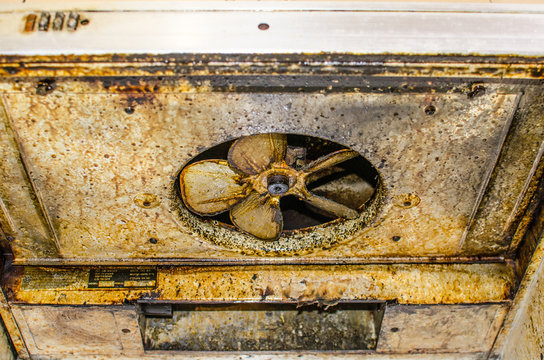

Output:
xmin=179 ymin=133 xmax=381 ymax=242
xmin=0 ymin=2 xmax=543 ymax=359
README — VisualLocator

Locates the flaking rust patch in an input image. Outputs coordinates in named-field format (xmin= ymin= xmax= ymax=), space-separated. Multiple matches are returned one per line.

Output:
xmin=281 ymin=278 xmax=349 ymax=308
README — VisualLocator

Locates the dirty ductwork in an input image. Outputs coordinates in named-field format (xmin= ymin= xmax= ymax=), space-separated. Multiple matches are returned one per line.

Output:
xmin=0 ymin=2 xmax=544 ymax=359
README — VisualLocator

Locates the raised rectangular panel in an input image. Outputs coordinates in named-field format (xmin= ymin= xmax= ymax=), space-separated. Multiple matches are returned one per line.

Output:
xmin=1 ymin=90 xmax=519 ymax=260
xmin=11 ymin=305 xmax=142 ymax=357
xmin=377 ymin=304 xmax=508 ymax=353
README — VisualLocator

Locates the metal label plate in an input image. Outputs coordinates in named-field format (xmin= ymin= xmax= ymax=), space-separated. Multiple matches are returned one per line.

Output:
xmin=88 ymin=268 xmax=157 ymax=289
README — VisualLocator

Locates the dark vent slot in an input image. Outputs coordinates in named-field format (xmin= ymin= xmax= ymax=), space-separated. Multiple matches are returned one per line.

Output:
xmin=142 ymin=302 xmax=384 ymax=352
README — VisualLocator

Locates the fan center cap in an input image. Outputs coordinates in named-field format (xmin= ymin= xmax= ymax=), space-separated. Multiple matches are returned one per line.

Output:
xmin=267 ymin=174 xmax=289 ymax=195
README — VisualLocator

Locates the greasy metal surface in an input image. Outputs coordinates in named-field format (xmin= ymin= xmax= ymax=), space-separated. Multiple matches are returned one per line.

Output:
xmin=0 ymin=317 xmax=14 ymax=360
xmin=11 ymin=353 xmax=492 ymax=360
xmin=10 ymin=305 xmax=142 ymax=357
xmin=497 ymin=254 xmax=544 ymax=359
xmin=377 ymin=304 xmax=507 ymax=354
xmin=462 ymin=86 xmax=544 ymax=255
xmin=0 ymin=286 xmax=28 ymax=359
xmin=0 ymin=85 xmax=524 ymax=259
xmin=144 ymin=303 xmax=383 ymax=351
xmin=0 ymin=100 xmax=59 ymax=260
xmin=8 ymin=302 xmax=507 ymax=358
xmin=4 ymin=264 xmax=514 ymax=305
xmin=1 ymin=54 xmax=544 ymax=80
xmin=490 ymin=200 xmax=544 ymax=359
xmin=513 ymin=180 xmax=544 ymax=281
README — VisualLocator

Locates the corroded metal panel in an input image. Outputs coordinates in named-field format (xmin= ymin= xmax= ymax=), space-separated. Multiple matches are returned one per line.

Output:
xmin=0 ymin=287 xmax=27 ymax=359
xmin=144 ymin=303 xmax=383 ymax=351
xmin=10 ymin=305 xmax=142 ymax=357
xmin=1 ymin=54 xmax=544 ymax=80
xmin=4 ymin=263 xmax=514 ymax=305
xmin=1 ymin=89 xmax=521 ymax=260
xmin=377 ymin=304 xmax=507 ymax=354
xmin=23 ymin=352 xmax=490 ymax=360
xmin=0 ymin=101 xmax=58 ymax=260
xmin=9 ymin=302 xmax=506 ymax=359
xmin=490 ymin=203 xmax=544 ymax=359
xmin=462 ymin=86 xmax=544 ymax=255
xmin=0 ymin=320 xmax=14 ymax=360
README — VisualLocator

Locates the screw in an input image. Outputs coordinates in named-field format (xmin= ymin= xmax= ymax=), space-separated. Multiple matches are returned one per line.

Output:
xmin=392 ymin=236 xmax=401 ymax=242
xmin=149 ymin=238 xmax=158 ymax=244
xmin=267 ymin=175 xmax=289 ymax=195
xmin=258 ymin=23 xmax=270 ymax=30
xmin=468 ymin=83 xmax=486 ymax=98
xmin=4 ymin=67 xmax=18 ymax=75
xmin=125 ymin=106 xmax=135 ymax=114
xmin=424 ymin=105 xmax=436 ymax=115
xmin=36 ymin=79 xmax=56 ymax=95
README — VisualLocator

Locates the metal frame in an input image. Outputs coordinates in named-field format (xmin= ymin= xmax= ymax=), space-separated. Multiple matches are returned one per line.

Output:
xmin=1 ymin=1 xmax=544 ymax=56
xmin=1 ymin=1 xmax=544 ymax=359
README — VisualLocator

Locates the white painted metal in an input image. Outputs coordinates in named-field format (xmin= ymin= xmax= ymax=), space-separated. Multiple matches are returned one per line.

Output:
xmin=2 ymin=1 xmax=544 ymax=13
xmin=0 ymin=1 xmax=543 ymax=56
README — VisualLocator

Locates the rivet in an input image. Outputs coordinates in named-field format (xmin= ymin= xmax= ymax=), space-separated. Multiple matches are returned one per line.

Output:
xmin=424 ymin=105 xmax=436 ymax=115
xmin=36 ymin=79 xmax=56 ymax=95
xmin=468 ymin=83 xmax=486 ymax=98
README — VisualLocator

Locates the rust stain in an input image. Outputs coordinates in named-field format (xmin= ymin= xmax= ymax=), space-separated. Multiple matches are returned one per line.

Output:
xmin=393 ymin=193 xmax=421 ymax=209
xmin=133 ymin=193 xmax=160 ymax=210
xmin=4 ymin=263 xmax=514 ymax=306
xmin=143 ymin=303 xmax=381 ymax=351
xmin=0 ymin=87 xmax=534 ymax=259
xmin=0 ymin=63 xmax=541 ymax=263
xmin=1 ymin=54 xmax=544 ymax=79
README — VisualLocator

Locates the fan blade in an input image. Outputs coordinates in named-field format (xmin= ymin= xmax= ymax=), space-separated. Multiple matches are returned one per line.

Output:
xmin=179 ymin=160 xmax=248 ymax=215
xmin=304 ymin=149 xmax=358 ymax=174
xmin=228 ymin=133 xmax=287 ymax=175
xmin=299 ymin=190 xmax=359 ymax=219
xmin=230 ymin=192 xmax=283 ymax=240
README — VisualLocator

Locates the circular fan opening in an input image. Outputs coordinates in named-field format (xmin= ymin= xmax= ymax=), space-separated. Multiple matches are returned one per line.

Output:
xmin=176 ymin=133 xmax=382 ymax=248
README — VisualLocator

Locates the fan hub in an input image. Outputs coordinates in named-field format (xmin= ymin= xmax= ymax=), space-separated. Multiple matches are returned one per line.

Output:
xmin=251 ymin=165 xmax=301 ymax=197
xmin=267 ymin=175 xmax=290 ymax=195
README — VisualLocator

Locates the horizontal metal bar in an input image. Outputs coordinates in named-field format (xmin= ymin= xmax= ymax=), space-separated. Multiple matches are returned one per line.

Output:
xmin=4 ymin=263 xmax=515 ymax=305
xmin=1 ymin=10 xmax=544 ymax=56
xmin=10 ymin=256 xmax=509 ymax=266
xmin=2 ymin=1 xmax=544 ymax=13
